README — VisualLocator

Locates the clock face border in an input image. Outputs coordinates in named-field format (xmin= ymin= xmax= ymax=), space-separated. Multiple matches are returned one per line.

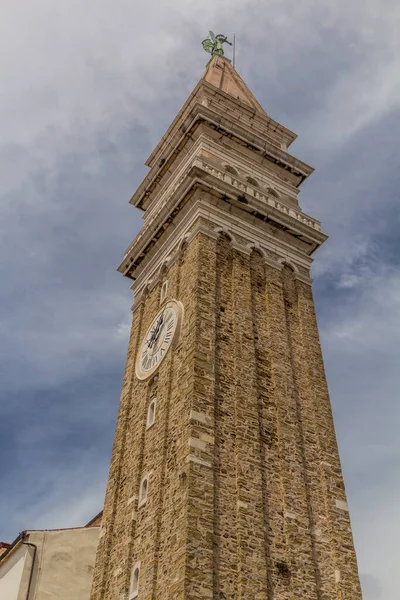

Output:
xmin=135 ymin=300 xmax=184 ymax=381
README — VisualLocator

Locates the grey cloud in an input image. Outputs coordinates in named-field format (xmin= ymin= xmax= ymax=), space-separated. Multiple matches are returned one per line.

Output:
xmin=360 ymin=574 xmax=384 ymax=600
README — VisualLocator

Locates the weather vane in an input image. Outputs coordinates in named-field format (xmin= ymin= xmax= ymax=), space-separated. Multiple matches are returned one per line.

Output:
xmin=202 ymin=31 xmax=232 ymax=57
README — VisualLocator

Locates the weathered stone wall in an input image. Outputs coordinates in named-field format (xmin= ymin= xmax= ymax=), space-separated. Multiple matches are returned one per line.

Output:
xmin=91 ymin=235 xmax=203 ymax=600
xmin=91 ymin=228 xmax=362 ymax=600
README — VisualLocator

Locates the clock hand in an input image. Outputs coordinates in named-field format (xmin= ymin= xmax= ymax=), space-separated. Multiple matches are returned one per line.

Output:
xmin=148 ymin=312 xmax=165 ymax=348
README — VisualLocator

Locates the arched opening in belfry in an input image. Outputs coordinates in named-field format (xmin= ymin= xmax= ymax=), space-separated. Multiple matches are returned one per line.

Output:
xmin=246 ymin=176 xmax=259 ymax=187
xmin=224 ymin=164 xmax=239 ymax=176
xmin=267 ymin=187 xmax=280 ymax=198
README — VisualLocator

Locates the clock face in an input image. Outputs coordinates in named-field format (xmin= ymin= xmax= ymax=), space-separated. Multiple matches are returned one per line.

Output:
xmin=135 ymin=300 xmax=183 ymax=380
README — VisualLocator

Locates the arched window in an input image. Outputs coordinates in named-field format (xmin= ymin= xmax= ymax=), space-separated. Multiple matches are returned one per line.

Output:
xmin=246 ymin=176 xmax=259 ymax=187
xmin=224 ymin=165 xmax=238 ymax=176
xmin=146 ymin=399 xmax=156 ymax=429
xmin=129 ymin=563 xmax=140 ymax=599
xmin=267 ymin=187 xmax=280 ymax=198
xmin=138 ymin=474 xmax=150 ymax=508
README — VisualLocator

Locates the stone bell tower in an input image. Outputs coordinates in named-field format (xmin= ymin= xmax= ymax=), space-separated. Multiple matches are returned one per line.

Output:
xmin=91 ymin=53 xmax=363 ymax=600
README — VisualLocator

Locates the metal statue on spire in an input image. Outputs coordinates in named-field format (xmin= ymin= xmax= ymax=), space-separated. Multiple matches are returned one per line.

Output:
xmin=202 ymin=31 xmax=232 ymax=57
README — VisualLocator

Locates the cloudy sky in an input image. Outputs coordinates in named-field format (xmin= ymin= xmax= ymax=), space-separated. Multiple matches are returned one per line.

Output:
xmin=1 ymin=0 xmax=399 ymax=597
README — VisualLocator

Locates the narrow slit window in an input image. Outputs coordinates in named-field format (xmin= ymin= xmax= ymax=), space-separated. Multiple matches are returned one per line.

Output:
xmin=139 ymin=476 xmax=149 ymax=507
xmin=160 ymin=281 xmax=168 ymax=304
xmin=146 ymin=399 xmax=156 ymax=429
xmin=129 ymin=563 xmax=140 ymax=599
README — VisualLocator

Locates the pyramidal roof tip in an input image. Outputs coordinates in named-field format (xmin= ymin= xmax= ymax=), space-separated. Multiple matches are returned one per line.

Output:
xmin=202 ymin=54 xmax=267 ymax=116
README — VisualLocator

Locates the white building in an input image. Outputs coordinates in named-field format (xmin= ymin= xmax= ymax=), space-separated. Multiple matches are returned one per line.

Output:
xmin=0 ymin=514 xmax=101 ymax=600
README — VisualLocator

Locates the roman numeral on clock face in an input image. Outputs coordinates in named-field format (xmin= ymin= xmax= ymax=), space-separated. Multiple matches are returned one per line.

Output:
xmin=143 ymin=356 xmax=151 ymax=370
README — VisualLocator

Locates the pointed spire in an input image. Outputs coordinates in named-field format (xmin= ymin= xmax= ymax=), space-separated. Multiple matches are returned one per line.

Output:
xmin=202 ymin=55 xmax=267 ymax=115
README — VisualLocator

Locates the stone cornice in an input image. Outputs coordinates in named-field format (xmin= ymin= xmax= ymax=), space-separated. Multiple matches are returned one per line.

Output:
xmin=130 ymin=218 xmax=314 ymax=312
xmin=196 ymin=159 xmax=323 ymax=233
xmin=128 ymin=197 xmax=315 ymax=300
xmin=141 ymin=135 xmax=301 ymax=227
xmin=130 ymin=100 xmax=313 ymax=211
xmin=196 ymin=103 xmax=313 ymax=178
xmin=145 ymin=78 xmax=298 ymax=171
xmin=130 ymin=216 xmax=314 ymax=311
xmin=195 ymin=80 xmax=297 ymax=148
xmin=118 ymin=154 xmax=326 ymax=280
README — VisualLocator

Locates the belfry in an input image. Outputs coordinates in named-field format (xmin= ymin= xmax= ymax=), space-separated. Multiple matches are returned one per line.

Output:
xmin=91 ymin=42 xmax=363 ymax=600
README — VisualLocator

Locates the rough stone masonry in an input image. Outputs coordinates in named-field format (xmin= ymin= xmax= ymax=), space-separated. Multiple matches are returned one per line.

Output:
xmin=90 ymin=54 xmax=363 ymax=600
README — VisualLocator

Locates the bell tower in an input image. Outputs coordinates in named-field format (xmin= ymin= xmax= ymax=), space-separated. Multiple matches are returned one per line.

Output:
xmin=91 ymin=53 xmax=363 ymax=600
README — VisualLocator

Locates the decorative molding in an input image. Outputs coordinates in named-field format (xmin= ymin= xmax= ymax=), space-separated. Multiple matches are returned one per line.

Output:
xmin=213 ymin=225 xmax=234 ymax=239
xmin=199 ymin=159 xmax=321 ymax=231
xmin=277 ymin=257 xmax=300 ymax=273
xmin=120 ymin=139 xmax=324 ymax=276
xmin=203 ymin=135 xmax=298 ymax=201
xmin=140 ymin=94 xmax=310 ymax=207
xmin=263 ymin=255 xmax=284 ymax=271
xmin=294 ymin=272 xmax=314 ymax=285
xmin=231 ymin=241 xmax=253 ymax=256
xmin=129 ymin=197 xmax=315 ymax=299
